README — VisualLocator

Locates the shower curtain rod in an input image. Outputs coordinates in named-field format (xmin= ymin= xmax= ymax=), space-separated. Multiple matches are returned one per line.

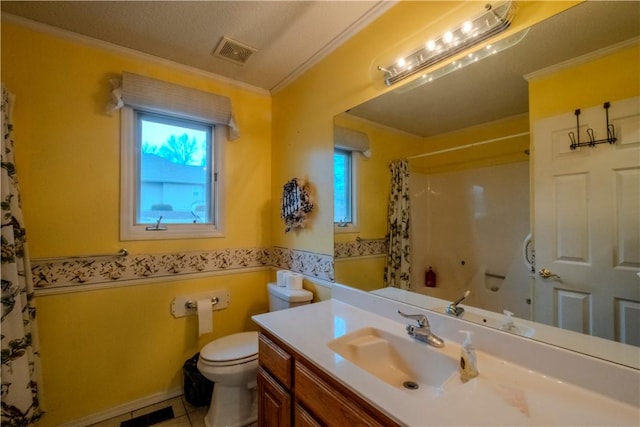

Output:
xmin=406 ymin=131 xmax=530 ymax=160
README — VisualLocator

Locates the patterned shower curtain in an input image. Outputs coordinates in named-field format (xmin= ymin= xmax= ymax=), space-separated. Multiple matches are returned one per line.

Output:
xmin=1 ymin=85 xmax=45 ymax=425
xmin=384 ymin=159 xmax=411 ymax=289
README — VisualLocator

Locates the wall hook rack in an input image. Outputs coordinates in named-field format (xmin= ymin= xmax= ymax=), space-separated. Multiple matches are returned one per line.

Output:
xmin=568 ymin=102 xmax=617 ymax=150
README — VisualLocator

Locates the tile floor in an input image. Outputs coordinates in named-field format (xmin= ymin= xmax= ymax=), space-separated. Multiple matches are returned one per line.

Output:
xmin=87 ymin=395 xmax=258 ymax=427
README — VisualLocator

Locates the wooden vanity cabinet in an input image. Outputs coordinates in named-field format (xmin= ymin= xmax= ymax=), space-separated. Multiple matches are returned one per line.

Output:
xmin=257 ymin=330 xmax=398 ymax=427
xmin=258 ymin=332 xmax=293 ymax=427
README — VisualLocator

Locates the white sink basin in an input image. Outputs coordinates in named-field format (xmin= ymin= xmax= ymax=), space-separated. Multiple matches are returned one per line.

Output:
xmin=327 ymin=327 xmax=458 ymax=395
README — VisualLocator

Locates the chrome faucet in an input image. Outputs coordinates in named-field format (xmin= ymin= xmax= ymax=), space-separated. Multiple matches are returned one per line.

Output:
xmin=446 ymin=290 xmax=470 ymax=317
xmin=397 ymin=310 xmax=445 ymax=348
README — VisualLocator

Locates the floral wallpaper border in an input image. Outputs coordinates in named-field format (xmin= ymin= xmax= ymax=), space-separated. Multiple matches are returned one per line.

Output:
xmin=31 ymin=247 xmax=333 ymax=290
xmin=334 ymin=239 xmax=387 ymax=259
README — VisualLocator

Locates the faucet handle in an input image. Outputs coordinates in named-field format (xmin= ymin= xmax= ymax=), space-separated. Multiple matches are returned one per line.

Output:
xmin=397 ymin=310 xmax=428 ymax=328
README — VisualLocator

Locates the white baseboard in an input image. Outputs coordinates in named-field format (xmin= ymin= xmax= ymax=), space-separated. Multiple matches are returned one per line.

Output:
xmin=58 ymin=387 xmax=183 ymax=427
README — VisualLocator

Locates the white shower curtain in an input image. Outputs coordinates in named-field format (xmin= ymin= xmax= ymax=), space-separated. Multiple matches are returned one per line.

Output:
xmin=384 ymin=159 xmax=411 ymax=289
xmin=1 ymin=84 xmax=45 ymax=424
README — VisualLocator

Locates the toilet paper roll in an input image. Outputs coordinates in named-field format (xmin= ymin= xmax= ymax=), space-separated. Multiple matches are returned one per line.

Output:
xmin=276 ymin=270 xmax=289 ymax=287
xmin=286 ymin=272 xmax=303 ymax=290
xmin=197 ymin=299 xmax=213 ymax=336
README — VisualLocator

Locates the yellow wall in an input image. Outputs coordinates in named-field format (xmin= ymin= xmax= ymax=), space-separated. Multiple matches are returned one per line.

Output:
xmin=2 ymin=21 xmax=272 ymax=425
xmin=411 ymin=114 xmax=530 ymax=174
xmin=335 ymin=257 xmax=387 ymax=291
xmin=2 ymin=22 xmax=272 ymax=258
xmin=528 ymin=42 xmax=640 ymax=121
xmin=37 ymin=272 xmax=271 ymax=424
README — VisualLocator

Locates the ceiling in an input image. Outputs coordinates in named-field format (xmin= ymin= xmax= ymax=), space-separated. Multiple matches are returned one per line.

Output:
xmin=2 ymin=1 xmax=638 ymax=135
xmin=347 ymin=1 xmax=640 ymax=138
xmin=1 ymin=0 xmax=394 ymax=93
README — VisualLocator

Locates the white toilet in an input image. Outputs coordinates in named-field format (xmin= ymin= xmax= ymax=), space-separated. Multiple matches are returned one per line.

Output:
xmin=197 ymin=282 xmax=313 ymax=427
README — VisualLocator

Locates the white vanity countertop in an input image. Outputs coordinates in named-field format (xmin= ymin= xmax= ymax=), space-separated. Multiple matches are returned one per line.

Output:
xmin=253 ymin=299 xmax=640 ymax=426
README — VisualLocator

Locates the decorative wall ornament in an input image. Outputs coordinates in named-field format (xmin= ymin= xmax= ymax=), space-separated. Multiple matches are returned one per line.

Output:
xmin=334 ymin=238 xmax=388 ymax=259
xmin=31 ymin=246 xmax=334 ymax=291
xmin=31 ymin=248 xmax=272 ymax=290
xmin=280 ymin=177 xmax=314 ymax=232
xmin=271 ymin=247 xmax=333 ymax=281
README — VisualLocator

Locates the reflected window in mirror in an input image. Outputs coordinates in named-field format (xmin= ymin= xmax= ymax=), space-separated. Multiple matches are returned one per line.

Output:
xmin=334 ymin=148 xmax=358 ymax=232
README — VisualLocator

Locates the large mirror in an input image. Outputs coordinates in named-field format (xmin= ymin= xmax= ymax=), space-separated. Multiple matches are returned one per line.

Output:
xmin=334 ymin=1 xmax=640 ymax=368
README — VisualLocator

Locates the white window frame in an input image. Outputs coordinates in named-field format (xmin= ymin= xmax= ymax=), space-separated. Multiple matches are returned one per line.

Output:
xmin=334 ymin=148 xmax=360 ymax=233
xmin=120 ymin=106 xmax=225 ymax=240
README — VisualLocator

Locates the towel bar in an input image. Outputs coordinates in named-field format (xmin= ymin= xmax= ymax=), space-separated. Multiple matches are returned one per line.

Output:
xmin=33 ymin=248 xmax=128 ymax=262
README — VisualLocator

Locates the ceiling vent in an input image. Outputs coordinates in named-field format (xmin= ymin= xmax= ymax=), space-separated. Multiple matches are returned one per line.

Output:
xmin=212 ymin=36 xmax=257 ymax=65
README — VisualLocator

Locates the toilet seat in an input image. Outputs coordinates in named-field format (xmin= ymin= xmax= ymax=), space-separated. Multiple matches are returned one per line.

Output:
xmin=199 ymin=331 xmax=258 ymax=367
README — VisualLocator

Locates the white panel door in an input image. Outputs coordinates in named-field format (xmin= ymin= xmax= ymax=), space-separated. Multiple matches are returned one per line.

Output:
xmin=533 ymin=97 xmax=640 ymax=343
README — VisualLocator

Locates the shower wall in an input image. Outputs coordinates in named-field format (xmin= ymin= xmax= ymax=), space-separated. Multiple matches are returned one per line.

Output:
xmin=410 ymin=161 xmax=531 ymax=318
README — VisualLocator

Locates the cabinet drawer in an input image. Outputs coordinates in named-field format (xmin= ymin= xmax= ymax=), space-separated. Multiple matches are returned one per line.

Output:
xmin=259 ymin=333 xmax=292 ymax=388
xmin=294 ymin=404 xmax=321 ymax=427
xmin=295 ymin=361 xmax=389 ymax=427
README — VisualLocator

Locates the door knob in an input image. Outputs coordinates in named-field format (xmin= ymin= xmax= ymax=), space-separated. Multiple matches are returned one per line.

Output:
xmin=538 ymin=268 xmax=560 ymax=279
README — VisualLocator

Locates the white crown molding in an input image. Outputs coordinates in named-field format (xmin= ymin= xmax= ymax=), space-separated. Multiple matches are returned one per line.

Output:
xmin=270 ymin=1 xmax=398 ymax=94
xmin=343 ymin=112 xmax=424 ymax=139
xmin=1 ymin=13 xmax=271 ymax=96
xmin=524 ymin=36 xmax=640 ymax=81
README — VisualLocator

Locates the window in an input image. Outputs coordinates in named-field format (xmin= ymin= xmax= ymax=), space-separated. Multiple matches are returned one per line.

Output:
xmin=112 ymin=72 xmax=237 ymax=240
xmin=333 ymin=126 xmax=368 ymax=232
xmin=334 ymin=148 xmax=356 ymax=230
xmin=121 ymin=107 xmax=223 ymax=240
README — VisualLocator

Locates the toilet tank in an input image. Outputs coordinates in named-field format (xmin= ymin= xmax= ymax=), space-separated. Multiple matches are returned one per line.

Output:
xmin=267 ymin=283 xmax=313 ymax=311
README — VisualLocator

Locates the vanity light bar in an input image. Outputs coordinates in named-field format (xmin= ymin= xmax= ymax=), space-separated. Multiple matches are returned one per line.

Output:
xmin=378 ymin=1 xmax=516 ymax=87
xmin=394 ymin=28 xmax=529 ymax=94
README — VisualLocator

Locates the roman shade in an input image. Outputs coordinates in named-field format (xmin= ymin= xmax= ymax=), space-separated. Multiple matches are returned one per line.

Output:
xmin=334 ymin=126 xmax=371 ymax=158
xmin=107 ymin=72 xmax=239 ymax=140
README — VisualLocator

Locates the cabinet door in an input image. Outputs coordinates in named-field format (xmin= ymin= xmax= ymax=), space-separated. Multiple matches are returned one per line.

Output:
xmin=257 ymin=366 xmax=291 ymax=427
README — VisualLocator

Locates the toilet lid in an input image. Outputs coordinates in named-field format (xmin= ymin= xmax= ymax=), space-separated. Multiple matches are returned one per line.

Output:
xmin=267 ymin=283 xmax=313 ymax=302
xmin=200 ymin=331 xmax=258 ymax=363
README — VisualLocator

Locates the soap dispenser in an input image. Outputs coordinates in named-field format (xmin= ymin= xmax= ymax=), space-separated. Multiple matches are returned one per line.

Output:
xmin=501 ymin=310 xmax=515 ymax=332
xmin=459 ymin=330 xmax=479 ymax=382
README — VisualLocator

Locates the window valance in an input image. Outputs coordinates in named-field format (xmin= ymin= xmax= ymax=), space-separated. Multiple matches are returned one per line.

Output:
xmin=334 ymin=126 xmax=371 ymax=158
xmin=107 ymin=72 xmax=239 ymax=140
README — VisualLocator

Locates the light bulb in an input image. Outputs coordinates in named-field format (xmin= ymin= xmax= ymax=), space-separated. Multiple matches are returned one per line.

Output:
xmin=443 ymin=31 xmax=453 ymax=43
xmin=397 ymin=58 xmax=406 ymax=68
xmin=426 ymin=40 xmax=436 ymax=51
xmin=461 ymin=21 xmax=473 ymax=34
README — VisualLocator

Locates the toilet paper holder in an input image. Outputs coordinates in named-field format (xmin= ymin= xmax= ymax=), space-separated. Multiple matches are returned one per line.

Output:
xmin=185 ymin=297 xmax=219 ymax=310
xmin=171 ymin=290 xmax=230 ymax=318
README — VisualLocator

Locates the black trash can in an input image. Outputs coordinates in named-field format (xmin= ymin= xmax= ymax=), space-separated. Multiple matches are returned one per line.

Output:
xmin=182 ymin=353 xmax=214 ymax=407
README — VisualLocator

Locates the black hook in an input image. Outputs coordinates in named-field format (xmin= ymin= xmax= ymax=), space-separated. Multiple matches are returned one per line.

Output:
xmin=568 ymin=102 xmax=617 ymax=150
